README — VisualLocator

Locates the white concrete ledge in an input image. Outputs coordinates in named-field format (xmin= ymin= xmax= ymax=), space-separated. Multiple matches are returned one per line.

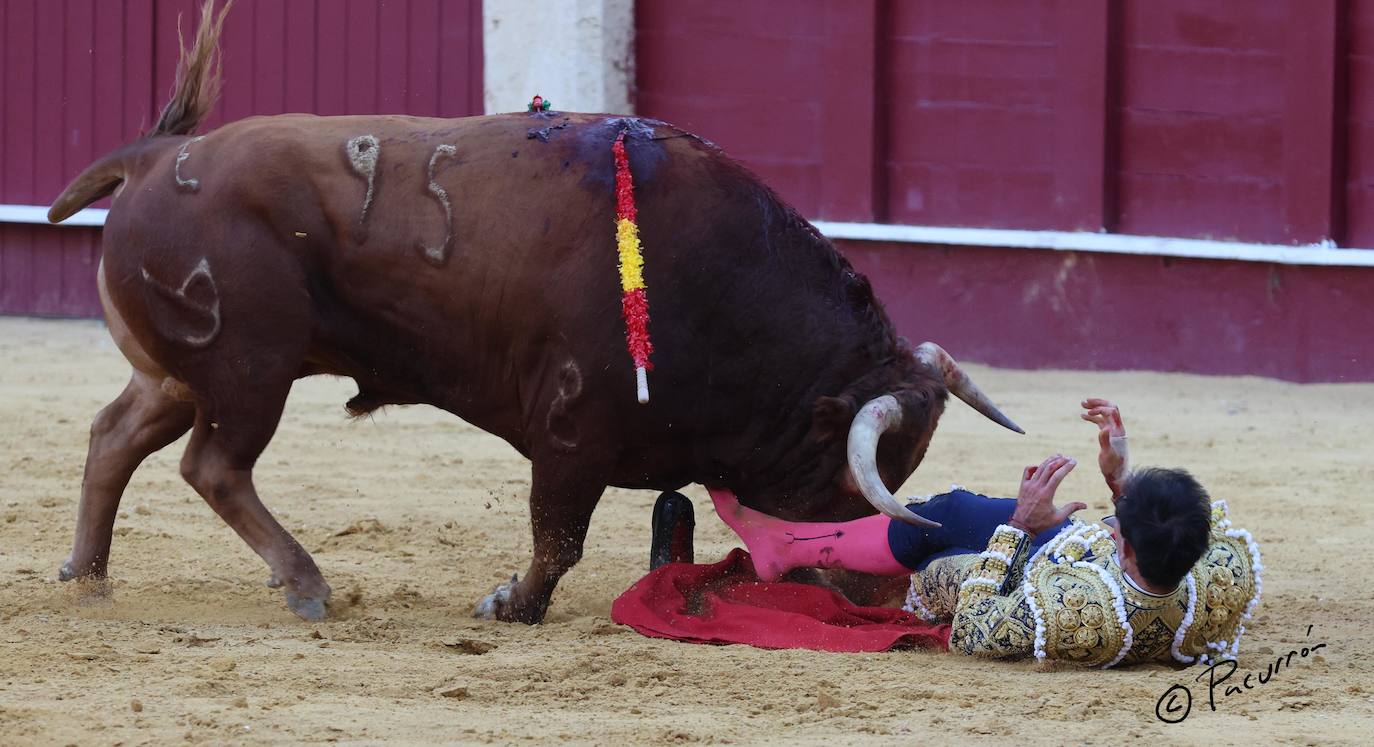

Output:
xmin=812 ymin=220 xmax=1374 ymax=268
xmin=0 ymin=204 xmax=108 ymax=227
xmin=9 ymin=202 xmax=1374 ymax=267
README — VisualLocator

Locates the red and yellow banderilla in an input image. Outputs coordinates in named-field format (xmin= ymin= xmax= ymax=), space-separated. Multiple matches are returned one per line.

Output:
xmin=612 ymin=131 xmax=653 ymax=403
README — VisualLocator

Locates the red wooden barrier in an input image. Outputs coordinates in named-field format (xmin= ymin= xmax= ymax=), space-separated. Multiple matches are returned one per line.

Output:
xmin=0 ymin=0 xmax=482 ymax=318
xmin=636 ymin=0 xmax=1367 ymax=248
xmin=0 ymin=0 xmax=152 ymax=317
xmin=843 ymin=241 xmax=1370 ymax=383
xmin=1346 ymin=0 xmax=1374 ymax=245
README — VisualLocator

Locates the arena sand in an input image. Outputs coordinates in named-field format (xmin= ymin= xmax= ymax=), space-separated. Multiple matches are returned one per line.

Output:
xmin=2 ymin=317 xmax=1371 ymax=745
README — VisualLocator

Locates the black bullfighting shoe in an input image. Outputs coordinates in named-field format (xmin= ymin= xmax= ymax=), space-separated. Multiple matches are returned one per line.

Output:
xmin=649 ymin=491 xmax=696 ymax=570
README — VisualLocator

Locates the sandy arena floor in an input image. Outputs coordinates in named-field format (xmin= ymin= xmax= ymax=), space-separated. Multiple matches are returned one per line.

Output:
xmin=1 ymin=317 xmax=1371 ymax=745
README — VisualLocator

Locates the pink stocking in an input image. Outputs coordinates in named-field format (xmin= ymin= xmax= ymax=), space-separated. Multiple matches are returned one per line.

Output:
xmin=708 ymin=488 xmax=912 ymax=582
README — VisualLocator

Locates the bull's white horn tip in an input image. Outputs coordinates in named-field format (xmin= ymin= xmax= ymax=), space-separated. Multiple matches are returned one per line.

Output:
xmin=636 ymin=367 xmax=649 ymax=404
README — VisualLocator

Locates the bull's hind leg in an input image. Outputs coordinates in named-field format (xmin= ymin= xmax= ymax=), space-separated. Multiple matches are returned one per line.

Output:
xmin=60 ymin=370 xmax=195 ymax=581
xmin=474 ymin=453 xmax=609 ymax=624
xmin=178 ymin=382 xmax=332 ymax=621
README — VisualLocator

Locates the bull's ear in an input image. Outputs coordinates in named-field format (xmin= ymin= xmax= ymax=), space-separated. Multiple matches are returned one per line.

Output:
xmin=809 ymin=395 xmax=857 ymax=444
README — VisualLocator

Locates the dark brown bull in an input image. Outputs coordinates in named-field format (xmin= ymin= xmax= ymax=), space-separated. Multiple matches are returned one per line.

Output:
xmin=49 ymin=1 xmax=1020 ymax=623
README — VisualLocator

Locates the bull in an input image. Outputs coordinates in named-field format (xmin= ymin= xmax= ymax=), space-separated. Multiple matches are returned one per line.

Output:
xmin=48 ymin=1 xmax=1021 ymax=623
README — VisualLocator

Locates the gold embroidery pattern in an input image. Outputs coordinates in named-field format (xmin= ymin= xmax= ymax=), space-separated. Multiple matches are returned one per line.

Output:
xmin=1179 ymin=529 xmax=1258 ymax=660
xmin=1120 ymin=581 xmax=1190 ymax=665
xmin=1025 ymin=560 xmax=1128 ymax=667
xmin=950 ymin=594 xmax=1037 ymax=658
xmin=910 ymin=554 xmax=978 ymax=621
xmin=957 ymin=526 xmax=1029 ymax=605
xmin=949 ymin=526 xmax=1039 ymax=658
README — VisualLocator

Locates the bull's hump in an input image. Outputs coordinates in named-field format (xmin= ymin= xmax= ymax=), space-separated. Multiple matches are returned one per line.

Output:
xmin=201 ymin=111 xmax=696 ymax=166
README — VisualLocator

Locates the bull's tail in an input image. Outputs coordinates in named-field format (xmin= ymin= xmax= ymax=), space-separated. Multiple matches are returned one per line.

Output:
xmin=48 ymin=0 xmax=232 ymax=223
xmin=150 ymin=0 xmax=233 ymax=138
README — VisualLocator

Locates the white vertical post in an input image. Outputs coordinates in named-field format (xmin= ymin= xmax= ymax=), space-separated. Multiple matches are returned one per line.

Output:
xmin=482 ymin=0 xmax=635 ymax=115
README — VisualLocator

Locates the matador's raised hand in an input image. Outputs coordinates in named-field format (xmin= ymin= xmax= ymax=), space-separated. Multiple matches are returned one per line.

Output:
xmin=1081 ymin=398 xmax=1128 ymax=502
xmin=1009 ymin=455 xmax=1085 ymax=535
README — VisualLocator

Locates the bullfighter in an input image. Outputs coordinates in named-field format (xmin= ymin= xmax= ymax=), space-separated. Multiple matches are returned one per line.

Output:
xmin=709 ymin=399 xmax=1262 ymax=667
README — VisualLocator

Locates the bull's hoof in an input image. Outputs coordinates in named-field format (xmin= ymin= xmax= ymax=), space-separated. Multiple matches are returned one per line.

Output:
xmin=285 ymin=589 xmax=331 ymax=621
xmin=58 ymin=561 xmax=113 ymax=604
xmin=58 ymin=558 xmax=103 ymax=582
xmin=473 ymin=573 xmax=518 ymax=621
xmin=266 ymin=573 xmax=283 ymax=589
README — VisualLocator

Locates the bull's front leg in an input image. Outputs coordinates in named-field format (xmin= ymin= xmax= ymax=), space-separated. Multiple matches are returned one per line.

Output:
xmin=474 ymin=454 xmax=608 ymax=624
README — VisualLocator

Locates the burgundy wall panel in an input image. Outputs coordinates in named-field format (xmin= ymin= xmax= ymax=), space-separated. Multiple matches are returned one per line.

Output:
xmin=636 ymin=0 xmax=831 ymax=217
xmin=1347 ymin=0 xmax=1374 ymax=246
xmin=0 ymin=225 xmax=104 ymax=319
xmin=1 ymin=0 xmax=481 ymax=318
xmin=638 ymin=0 xmax=1364 ymax=250
xmin=1115 ymin=0 xmax=1287 ymax=242
xmin=0 ymin=0 xmax=151 ymax=316
xmin=883 ymin=0 xmax=1063 ymax=229
xmin=844 ymin=240 xmax=1372 ymax=383
xmin=153 ymin=0 xmax=482 ymax=126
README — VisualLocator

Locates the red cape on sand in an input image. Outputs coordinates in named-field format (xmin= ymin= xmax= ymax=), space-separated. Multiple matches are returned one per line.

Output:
xmin=611 ymin=548 xmax=951 ymax=653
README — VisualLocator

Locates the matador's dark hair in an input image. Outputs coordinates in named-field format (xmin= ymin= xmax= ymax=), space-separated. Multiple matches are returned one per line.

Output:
xmin=1116 ymin=467 xmax=1211 ymax=589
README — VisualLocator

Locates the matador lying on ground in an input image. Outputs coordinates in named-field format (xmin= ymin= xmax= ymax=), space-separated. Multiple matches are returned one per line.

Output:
xmin=709 ymin=399 xmax=1262 ymax=667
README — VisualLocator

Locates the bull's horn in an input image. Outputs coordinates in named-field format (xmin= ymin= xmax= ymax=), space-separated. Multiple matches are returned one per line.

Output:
xmin=847 ymin=395 xmax=941 ymax=528
xmin=914 ymin=342 xmax=1024 ymax=434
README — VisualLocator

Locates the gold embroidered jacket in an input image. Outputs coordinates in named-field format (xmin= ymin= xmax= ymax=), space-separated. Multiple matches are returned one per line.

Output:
xmin=905 ymin=501 xmax=1261 ymax=668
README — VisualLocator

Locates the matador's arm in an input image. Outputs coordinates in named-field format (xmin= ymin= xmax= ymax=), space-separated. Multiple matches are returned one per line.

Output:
xmin=948 ymin=524 xmax=1039 ymax=658
xmin=949 ymin=453 xmax=1082 ymax=658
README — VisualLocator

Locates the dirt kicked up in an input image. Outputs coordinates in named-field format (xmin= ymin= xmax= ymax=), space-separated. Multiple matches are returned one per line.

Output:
xmin=2 ymin=317 xmax=1371 ymax=745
